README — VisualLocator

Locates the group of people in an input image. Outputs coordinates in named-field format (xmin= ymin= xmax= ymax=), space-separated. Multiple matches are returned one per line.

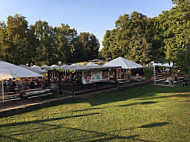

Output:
xmin=165 ymin=75 xmax=187 ymax=86
xmin=2 ymin=78 xmax=49 ymax=92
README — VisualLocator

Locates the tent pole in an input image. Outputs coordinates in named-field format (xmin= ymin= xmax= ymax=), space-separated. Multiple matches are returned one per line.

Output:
xmin=154 ymin=65 xmax=156 ymax=85
xmin=2 ymin=80 xmax=4 ymax=103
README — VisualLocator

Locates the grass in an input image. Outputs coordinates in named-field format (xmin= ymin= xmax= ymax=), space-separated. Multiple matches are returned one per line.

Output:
xmin=0 ymin=84 xmax=190 ymax=141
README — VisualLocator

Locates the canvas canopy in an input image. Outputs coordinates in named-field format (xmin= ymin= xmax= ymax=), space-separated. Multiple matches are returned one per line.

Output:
xmin=104 ymin=57 xmax=143 ymax=69
xmin=50 ymin=65 xmax=59 ymax=68
xmin=0 ymin=61 xmax=42 ymax=80
xmin=151 ymin=63 xmax=173 ymax=67
xmin=19 ymin=65 xmax=47 ymax=74
xmin=85 ymin=63 xmax=99 ymax=66
xmin=41 ymin=65 xmax=50 ymax=69
xmin=0 ymin=61 xmax=42 ymax=102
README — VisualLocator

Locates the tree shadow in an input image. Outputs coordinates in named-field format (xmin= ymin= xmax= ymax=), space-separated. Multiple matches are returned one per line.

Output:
xmin=138 ymin=93 xmax=190 ymax=101
xmin=70 ymin=84 xmax=190 ymax=106
xmin=139 ymin=122 xmax=169 ymax=128
xmin=0 ymin=134 xmax=23 ymax=142
xmin=118 ymin=101 xmax=157 ymax=107
xmin=0 ymin=112 xmax=100 ymax=128
xmin=72 ymin=107 xmax=102 ymax=112
xmin=1 ymin=84 xmax=190 ymax=118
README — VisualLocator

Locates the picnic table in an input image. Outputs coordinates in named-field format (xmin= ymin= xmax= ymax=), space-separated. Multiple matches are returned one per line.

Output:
xmin=21 ymin=89 xmax=52 ymax=99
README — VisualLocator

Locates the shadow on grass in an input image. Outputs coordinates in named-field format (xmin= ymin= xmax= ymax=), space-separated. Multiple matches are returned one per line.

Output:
xmin=139 ymin=93 xmax=190 ymax=100
xmin=118 ymin=101 xmax=157 ymax=107
xmin=0 ymin=134 xmax=23 ymax=142
xmin=70 ymin=84 xmax=190 ymax=106
xmin=1 ymin=84 xmax=190 ymax=118
xmin=0 ymin=112 xmax=100 ymax=128
xmin=0 ymin=120 xmax=153 ymax=142
xmin=72 ymin=107 xmax=102 ymax=112
xmin=139 ymin=122 xmax=169 ymax=128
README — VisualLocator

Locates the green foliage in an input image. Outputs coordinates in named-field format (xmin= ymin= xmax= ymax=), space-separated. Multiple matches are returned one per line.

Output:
xmin=172 ymin=0 xmax=190 ymax=4
xmin=144 ymin=66 xmax=154 ymax=78
xmin=100 ymin=1 xmax=190 ymax=66
xmin=101 ymin=11 xmax=164 ymax=65
xmin=79 ymin=32 xmax=100 ymax=60
xmin=176 ymin=44 xmax=190 ymax=77
xmin=0 ymin=14 xmax=100 ymax=65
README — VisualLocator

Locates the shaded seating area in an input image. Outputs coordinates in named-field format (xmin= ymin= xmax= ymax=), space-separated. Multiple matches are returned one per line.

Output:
xmin=45 ymin=65 xmax=121 ymax=95
xmin=0 ymin=88 xmax=53 ymax=103
xmin=152 ymin=63 xmax=189 ymax=86
xmin=0 ymin=61 xmax=53 ymax=103
xmin=104 ymin=57 xmax=146 ymax=85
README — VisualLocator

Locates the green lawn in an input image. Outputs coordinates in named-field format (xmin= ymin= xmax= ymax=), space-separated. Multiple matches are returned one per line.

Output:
xmin=0 ymin=84 xmax=190 ymax=142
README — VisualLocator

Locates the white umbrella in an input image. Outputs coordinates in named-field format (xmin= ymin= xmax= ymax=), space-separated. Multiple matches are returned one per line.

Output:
xmin=0 ymin=61 xmax=42 ymax=102
xmin=103 ymin=57 xmax=143 ymax=69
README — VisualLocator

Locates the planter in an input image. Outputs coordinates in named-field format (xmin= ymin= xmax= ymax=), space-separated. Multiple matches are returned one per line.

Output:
xmin=146 ymin=78 xmax=151 ymax=82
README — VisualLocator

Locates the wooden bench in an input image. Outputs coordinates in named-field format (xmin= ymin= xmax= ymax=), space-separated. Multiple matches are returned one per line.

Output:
xmin=28 ymin=92 xmax=53 ymax=99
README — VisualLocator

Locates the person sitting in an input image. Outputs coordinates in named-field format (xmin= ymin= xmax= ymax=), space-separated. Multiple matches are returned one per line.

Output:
xmin=165 ymin=76 xmax=173 ymax=85
xmin=182 ymin=77 xmax=188 ymax=86
xmin=11 ymin=81 xmax=16 ymax=91
xmin=29 ymin=81 xmax=36 ymax=89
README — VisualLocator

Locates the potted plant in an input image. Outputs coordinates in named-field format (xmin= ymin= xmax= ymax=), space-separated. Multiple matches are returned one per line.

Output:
xmin=144 ymin=66 xmax=153 ymax=82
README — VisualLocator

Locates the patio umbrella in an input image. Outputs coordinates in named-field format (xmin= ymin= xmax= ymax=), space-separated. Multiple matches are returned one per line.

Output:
xmin=0 ymin=61 xmax=42 ymax=102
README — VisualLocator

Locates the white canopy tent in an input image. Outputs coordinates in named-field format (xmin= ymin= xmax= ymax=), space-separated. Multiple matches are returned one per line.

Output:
xmin=19 ymin=65 xmax=47 ymax=74
xmin=41 ymin=65 xmax=50 ymax=69
xmin=85 ymin=63 xmax=99 ymax=66
xmin=0 ymin=61 xmax=42 ymax=102
xmin=50 ymin=64 xmax=59 ymax=68
xmin=151 ymin=63 xmax=174 ymax=68
xmin=150 ymin=62 xmax=174 ymax=85
xmin=103 ymin=57 xmax=143 ymax=69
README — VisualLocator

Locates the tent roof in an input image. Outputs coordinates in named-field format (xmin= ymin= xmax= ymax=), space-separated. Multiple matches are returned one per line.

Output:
xmin=103 ymin=57 xmax=143 ymax=69
xmin=60 ymin=65 xmax=120 ymax=71
xmin=41 ymin=65 xmax=50 ymax=69
xmin=0 ymin=61 xmax=42 ymax=80
xmin=85 ymin=63 xmax=99 ymax=66
xmin=151 ymin=63 xmax=173 ymax=67
xmin=19 ymin=65 xmax=47 ymax=74
xmin=47 ymin=64 xmax=120 ymax=71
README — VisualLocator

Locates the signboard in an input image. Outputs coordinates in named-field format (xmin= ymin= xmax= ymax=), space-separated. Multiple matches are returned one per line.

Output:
xmin=82 ymin=70 xmax=109 ymax=84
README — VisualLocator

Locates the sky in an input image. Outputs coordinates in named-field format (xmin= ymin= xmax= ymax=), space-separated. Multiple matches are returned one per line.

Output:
xmin=0 ymin=0 xmax=175 ymax=49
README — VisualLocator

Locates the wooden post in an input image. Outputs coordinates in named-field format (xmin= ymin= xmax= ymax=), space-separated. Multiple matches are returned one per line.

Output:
xmin=2 ymin=80 xmax=4 ymax=103
xmin=59 ymin=71 xmax=62 ymax=94
xmin=48 ymin=70 xmax=50 ymax=88
xmin=114 ymin=68 xmax=118 ymax=87
xmin=154 ymin=65 xmax=156 ymax=85
xmin=71 ymin=73 xmax=74 ymax=96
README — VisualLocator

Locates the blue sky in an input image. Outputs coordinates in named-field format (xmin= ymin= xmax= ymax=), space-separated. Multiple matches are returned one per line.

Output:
xmin=0 ymin=0 xmax=175 ymax=49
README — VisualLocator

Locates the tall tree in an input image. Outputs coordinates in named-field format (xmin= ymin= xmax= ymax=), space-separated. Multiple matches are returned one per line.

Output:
xmin=79 ymin=32 xmax=100 ymax=60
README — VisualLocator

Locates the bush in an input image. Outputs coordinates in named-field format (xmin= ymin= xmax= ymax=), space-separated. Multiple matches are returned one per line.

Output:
xmin=144 ymin=67 xmax=153 ymax=79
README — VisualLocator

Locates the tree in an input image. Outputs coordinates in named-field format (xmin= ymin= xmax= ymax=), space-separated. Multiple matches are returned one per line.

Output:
xmin=79 ymin=32 xmax=100 ymax=60
xmin=3 ymin=14 xmax=31 ymax=64
xmin=0 ymin=22 xmax=6 ymax=60
xmin=176 ymin=44 xmax=190 ymax=76
xmin=101 ymin=11 xmax=154 ymax=65
xmin=159 ymin=1 xmax=190 ymax=63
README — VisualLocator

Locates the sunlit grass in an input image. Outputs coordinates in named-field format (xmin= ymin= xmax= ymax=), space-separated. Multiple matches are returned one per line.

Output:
xmin=0 ymin=84 xmax=190 ymax=141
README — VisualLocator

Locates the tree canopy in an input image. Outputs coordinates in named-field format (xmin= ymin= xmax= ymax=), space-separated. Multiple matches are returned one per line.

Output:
xmin=100 ymin=0 xmax=190 ymax=66
xmin=0 ymin=14 xmax=100 ymax=65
